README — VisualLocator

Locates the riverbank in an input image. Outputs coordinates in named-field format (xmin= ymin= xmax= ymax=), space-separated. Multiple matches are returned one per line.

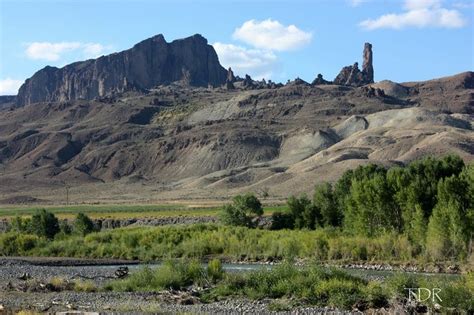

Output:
xmin=0 ymin=256 xmax=465 ymax=275
xmin=0 ymin=259 xmax=347 ymax=314
xmin=1 ymin=257 xmax=471 ymax=314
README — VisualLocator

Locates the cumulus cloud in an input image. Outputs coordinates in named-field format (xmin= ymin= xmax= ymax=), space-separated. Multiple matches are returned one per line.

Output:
xmin=213 ymin=43 xmax=277 ymax=80
xmin=233 ymin=19 xmax=312 ymax=51
xmin=25 ymin=42 xmax=110 ymax=61
xmin=0 ymin=78 xmax=23 ymax=95
xmin=360 ymin=0 xmax=467 ymax=30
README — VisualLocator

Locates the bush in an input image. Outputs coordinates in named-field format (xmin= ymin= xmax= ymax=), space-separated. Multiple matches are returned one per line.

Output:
xmin=107 ymin=260 xmax=206 ymax=292
xmin=8 ymin=216 xmax=30 ymax=233
xmin=270 ymin=211 xmax=294 ymax=230
xmin=73 ymin=213 xmax=95 ymax=236
xmin=220 ymin=193 xmax=263 ymax=227
xmin=0 ymin=232 xmax=41 ymax=255
xmin=313 ymin=278 xmax=363 ymax=309
xmin=207 ymin=259 xmax=224 ymax=282
xmin=29 ymin=209 xmax=60 ymax=239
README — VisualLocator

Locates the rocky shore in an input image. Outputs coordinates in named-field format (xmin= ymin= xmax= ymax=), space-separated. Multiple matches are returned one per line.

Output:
xmin=0 ymin=257 xmax=462 ymax=314
xmin=0 ymin=259 xmax=344 ymax=314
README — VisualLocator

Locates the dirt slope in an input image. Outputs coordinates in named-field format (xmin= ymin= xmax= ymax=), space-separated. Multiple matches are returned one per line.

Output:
xmin=0 ymin=72 xmax=472 ymax=203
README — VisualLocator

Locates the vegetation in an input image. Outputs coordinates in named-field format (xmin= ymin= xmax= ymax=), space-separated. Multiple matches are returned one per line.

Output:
xmin=7 ymin=210 xmax=96 ymax=240
xmin=267 ymin=156 xmax=473 ymax=261
xmin=1 ymin=223 xmax=471 ymax=267
xmin=73 ymin=212 xmax=96 ymax=236
xmin=0 ymin=203 xmax=287 ymax=220
xmin=102 ymin=261 xmax=473 ymax=312
xmin=219 ymin=193 xmax=263 ymax=227
xmin=104 ymin=260 xmax=207 ymax=292
xmin=0 ymin=204 xmax=215 ymax=219
xmin=0 ymin=155 xmax=471 ymax=265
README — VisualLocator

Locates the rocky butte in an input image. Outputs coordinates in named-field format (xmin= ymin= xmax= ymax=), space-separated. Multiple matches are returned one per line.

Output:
xmin=16 ymin=34 xmax=227 ymax=106
xmin=333 ymin=42 xmax=374 ymax=86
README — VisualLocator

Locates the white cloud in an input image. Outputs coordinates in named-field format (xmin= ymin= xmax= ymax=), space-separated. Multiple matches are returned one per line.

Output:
xmin=82 ymin=43 xmax=109 ymax=59
xmin=213 ymin=42 xmax=277 ymax=80
xmin=0 ymin=78 xmax=23 ymax=95
xmin=25 ymin=42 xmax=110 ymax=61
xmin=233 ymin=19 xmax=312 ymax=51
xmin=360 ymin=0 xmax=467 ymax=30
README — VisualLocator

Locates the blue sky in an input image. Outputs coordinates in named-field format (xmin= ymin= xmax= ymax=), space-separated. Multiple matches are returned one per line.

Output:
xmin=0 ymin=0 xmax=473 ymax=95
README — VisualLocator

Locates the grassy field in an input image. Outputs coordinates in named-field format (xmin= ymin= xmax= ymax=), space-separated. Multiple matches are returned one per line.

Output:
xmin=0 ymin=204 xmax=287 ymax=219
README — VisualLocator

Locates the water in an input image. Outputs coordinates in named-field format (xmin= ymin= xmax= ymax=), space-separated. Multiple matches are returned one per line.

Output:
xmin=92 ymin=262 xmax=461 ymax=279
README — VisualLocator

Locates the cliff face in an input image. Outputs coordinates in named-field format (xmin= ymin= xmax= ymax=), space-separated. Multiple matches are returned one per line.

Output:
xmin=16 ymin=34 xmax=227 ymax=106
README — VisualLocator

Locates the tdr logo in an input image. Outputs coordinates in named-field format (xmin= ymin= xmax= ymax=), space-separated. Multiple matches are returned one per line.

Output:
xmin=405 ymin=288 xmax=442 ymax=303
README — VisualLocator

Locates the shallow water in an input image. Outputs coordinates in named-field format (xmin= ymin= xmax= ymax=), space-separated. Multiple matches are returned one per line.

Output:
xmin=91 ymin=262 xmax=461 ymax=279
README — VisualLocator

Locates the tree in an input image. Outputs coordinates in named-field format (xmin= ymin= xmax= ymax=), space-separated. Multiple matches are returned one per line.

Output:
xmin=220 ymin=193 xmax=263 ymax=227
xmin=270 ymin=211 xmax=294 ymax=230
xmin=29 ymin=209 xmax=60 ymax=239
xmin=313 ymin=183 xmax=341 ymax=227
xmin=287 ymin=195 xmax=320 ymax=229
xmin=426 ymin=175 xmax=472 ymax=260
xmin=392 ymin=156 xmax=465 ymax=220
xmin=344 ymin=173 xmax=400 ymax=236
xmin=73 ymin=213 xmax=95 ymax=236
xmin=220 ymin=204 xmax=252 ymax=227
xmin=407 ymin=205 xmax=427 ymax=254
xmin=333 ymin=164 xmax=387 ymax=219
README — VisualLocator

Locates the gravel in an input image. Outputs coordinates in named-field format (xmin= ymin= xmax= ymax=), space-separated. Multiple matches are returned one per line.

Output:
xmin=0 ymin=258 xmax=351 ymax=314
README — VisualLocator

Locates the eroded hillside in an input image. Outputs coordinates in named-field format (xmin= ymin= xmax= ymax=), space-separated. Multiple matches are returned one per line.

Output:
xmin=0 ymin=71 xmax=472 ymax=203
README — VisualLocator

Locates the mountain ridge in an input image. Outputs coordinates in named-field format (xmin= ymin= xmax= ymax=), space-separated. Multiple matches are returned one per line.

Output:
xmin=0 ymin=70 xmax=472 ymax=203
xmin=16 ymin=34 xmax=227 ymax=106
xmin=0 ymin=34 xmax=472 ymax=203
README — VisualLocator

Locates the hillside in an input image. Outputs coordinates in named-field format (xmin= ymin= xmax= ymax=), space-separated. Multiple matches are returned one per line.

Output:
xmin=0 ymin=35 xmax=472 ymax=204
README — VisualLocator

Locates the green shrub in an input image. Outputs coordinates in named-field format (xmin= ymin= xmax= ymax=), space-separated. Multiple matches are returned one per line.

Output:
xmin=8 ymin=216 xmax=30 ymax=233
xmin=220 ymin=193 xmax=263 ymax=227
xmin=30 ymin=209 xmax=59 ymax=239
xmin=73 ymin=213 xmax=95 ymax=236
xmin=107 ymin=260 xmax=206 ymax=292
xmin=0 ymin=232 xmax=41 ymax=255
xmin=314 ymin=278 xmax=363 ymax=309
xmin=385 ymin=274 xmax=420 ymax=298
xmin=207 ymin=259 xmax=224 ymax=282
xmin=270 ymin=211 xmax=294 ymax=230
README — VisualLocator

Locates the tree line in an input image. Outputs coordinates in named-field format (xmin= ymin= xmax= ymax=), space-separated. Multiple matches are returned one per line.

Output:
xmin=221 ymin=155 xmax=473 ymax=260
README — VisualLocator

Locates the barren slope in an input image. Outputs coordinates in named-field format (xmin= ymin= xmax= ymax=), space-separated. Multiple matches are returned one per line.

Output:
xmin=0 ymin=72 xmax=472 ymax=203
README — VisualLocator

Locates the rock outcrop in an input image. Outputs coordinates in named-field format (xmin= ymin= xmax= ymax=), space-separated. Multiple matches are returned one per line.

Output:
xmin=16 ymin=34 xmax=227 ymax=106
xmin=226 ymin=67 xmax=236 ymax=89
xmin=334 ymin=42 xmax=374 ymax=86
xmin=242 ymin=74 xmax=255 ymax=89
xmin=362 ymin=43 xmax=374 ymax=84
xmin=312 ymin=74 xmax=331 ymax=85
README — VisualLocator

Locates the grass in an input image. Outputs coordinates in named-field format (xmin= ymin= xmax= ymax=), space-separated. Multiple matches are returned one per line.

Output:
xmin=73 ymin=279 xmax=98 ymax=292
xmin=104 ymin=260 xmax=209 ymax=292
xmin=102 ymin=261 xmax=473 ymax=312
xmin=0 ymin=204 xmax=286 ymax=219
xmin=2 ymin=223 xmax=471 ymax=269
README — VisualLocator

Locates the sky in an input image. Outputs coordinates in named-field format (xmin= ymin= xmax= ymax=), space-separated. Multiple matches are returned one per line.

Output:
xmin=0 ymin=0 xmax=473 ymax=95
